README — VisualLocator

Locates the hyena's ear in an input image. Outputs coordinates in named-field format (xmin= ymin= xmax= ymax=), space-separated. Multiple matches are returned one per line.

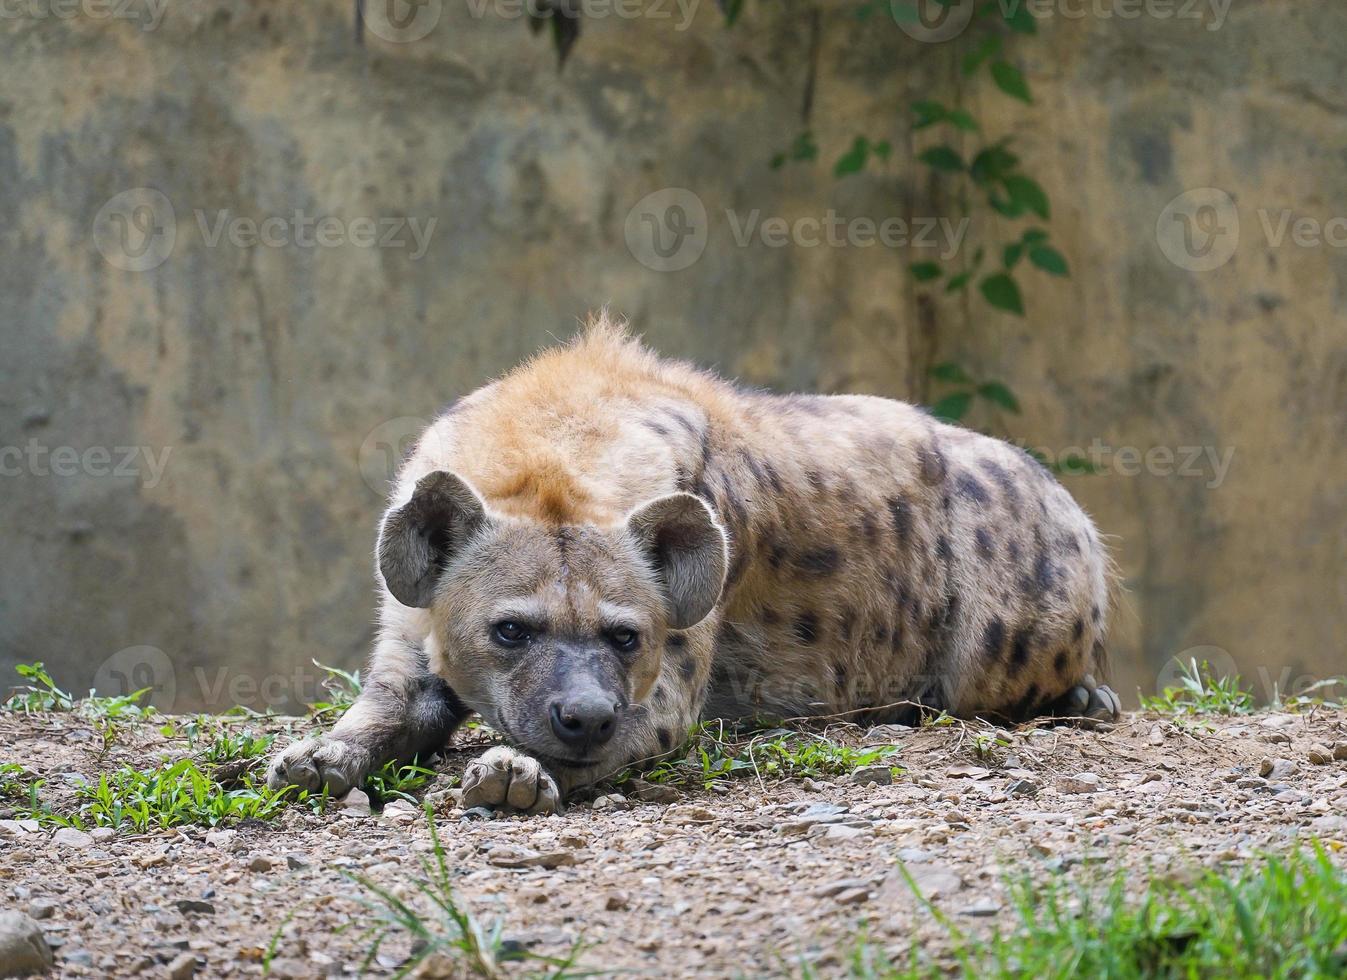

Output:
xmin=378 ymin=471 xmax=488 ymax=608
xmin=625 ymin=492 xmax=728 ymax=629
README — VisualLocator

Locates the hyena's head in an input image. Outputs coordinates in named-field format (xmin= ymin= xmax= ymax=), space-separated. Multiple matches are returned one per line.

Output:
xmin=377 ymin=470 xmax=727 ymax=773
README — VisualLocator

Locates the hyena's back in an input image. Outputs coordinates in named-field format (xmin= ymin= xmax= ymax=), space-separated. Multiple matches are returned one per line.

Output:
xmin=687 ymin=391 xmax=1110 ymax=724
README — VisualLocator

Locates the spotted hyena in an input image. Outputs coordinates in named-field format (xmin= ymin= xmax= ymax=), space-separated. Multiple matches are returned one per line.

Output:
xmin=268 ymin=316 xmax=1120 ymax=813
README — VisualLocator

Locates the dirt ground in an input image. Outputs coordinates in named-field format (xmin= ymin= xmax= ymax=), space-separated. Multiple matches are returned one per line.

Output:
xmin=2 ymin=707 xmax=1346 ymax=978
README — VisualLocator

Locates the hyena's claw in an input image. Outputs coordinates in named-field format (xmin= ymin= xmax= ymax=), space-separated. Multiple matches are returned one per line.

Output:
xmin=461 ymin=746 xmax=561 ymax=816
xmin=266 ymin=737 xmax=368 ymax=797
xmin=1048 ymin=675 xmax=1121 ymax=727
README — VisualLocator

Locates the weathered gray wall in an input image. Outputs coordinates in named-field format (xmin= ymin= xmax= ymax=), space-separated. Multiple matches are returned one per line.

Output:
xmin=1 ymin=0 xmax=1343 ymax=711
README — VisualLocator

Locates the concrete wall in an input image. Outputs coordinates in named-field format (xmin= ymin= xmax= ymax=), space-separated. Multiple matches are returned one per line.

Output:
xmin=1 ymin=0 xmax=1343 ymax=711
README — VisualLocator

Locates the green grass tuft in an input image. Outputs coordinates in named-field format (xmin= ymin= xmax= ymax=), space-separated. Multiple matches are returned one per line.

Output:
xmin=1141 ymin=658 xmax=1255 ymax=716
xmin=821 ymin=844 xmax=1347 ymax=979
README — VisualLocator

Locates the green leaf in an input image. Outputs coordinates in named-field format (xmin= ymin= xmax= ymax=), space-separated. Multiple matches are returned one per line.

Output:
xmin=910 ymin=261 xmax=943 ymax=283
xmin=946 ymin=270 xmax=973 ymax=293
xmin=769 ymin=153 xmax=785 ymax=170
xmin=991 ymin=61 xmax=1032 ymax=103
xmin=931 ymin=362 xmax=973 ymax=384
xmin=946 ymin=108 xmax=979 ymax=131
xmin=1002 ymin=4 xmax=1037 ymax=33
xmin=1003 ymin=174 xmax=1050 ymax=219
xmin=1004 ymin=243 xmax=1024 ymax=268
xmin=1022 ymin=228 xmax=1049 ymax=245
xmin=834 ymin=136 xmax=869 ymax=177
xmin=977 ymin=381 xmax=1021 ymax=413
xmin=912 ymin=100 xmax=946 ymax=130
xmin=872 ymin=140 xmax=892 ymax=160
xmin=970 ymin=144 xmax=1019 ymax=185
xmin=989 ymin=193 xmax=1023 ymax=218
xmin=980 ymin=273 xmax=1025 ymax=315
xmin=962 ymin=35 xmax=1001 ymax=77
xmin=930 ymin=392 xmax=973 ymax=423
xmin=1029 ymin=244 xmax=1069 ymax=276
xmin=919 ymin=146 xmax=965 ymax=172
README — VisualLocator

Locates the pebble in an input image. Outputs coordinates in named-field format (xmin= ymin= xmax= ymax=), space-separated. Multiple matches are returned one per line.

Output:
xmin=0 ymin=911 xmax=54 ymax=976
xmin=485 ymin=846 xmax=576 ymax=869
xmin=1334 ymin=743 xmax=1347 ymax=762
xmin=1259 ymin=758 xmax=1297 ymax=780
xmin=460 ymin=806 xmax=495 ymax=822
xmin=248 ymin=855 xmax=276 ymax=872
xmin=166 ymin=951 xmax=198 ymax=979
xmin=850 ymin=765 xmax=893 ymax=786
xmin=604 ymin=890 xmax=630 ymax=911
xmin=28 ymin=900 xmax=58 ymax=921
xmin=0 ymin=820 xmax=39 ymax=838
xmin=285 ymin=854 xmax=311 ymax=871
xmin=50 ymin=827 xmax=93 ymax=849
xmin=1308 ymin=744 xmax=1333 ymax=766
xmin=814 ymin=878 xmax=871 ymax=898
xmin=339 ymin=789 xmax=372 ymax=816
xmin=205 ymin=830 xmax=239 ymax=851
xmin=960 ymin=899 xmax=1002 ymax=917
xmin=1057 ymin=773 xmax=1101 ymax=794
xmin=1007 ymin=778 xmax=1039 ymax=796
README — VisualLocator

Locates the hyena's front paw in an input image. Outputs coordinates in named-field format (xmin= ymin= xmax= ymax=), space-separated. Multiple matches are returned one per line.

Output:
xmin=266 ymin=737 xmax=369 ymax=796
xmin=460 ymin=746 xmax=561 ymax=815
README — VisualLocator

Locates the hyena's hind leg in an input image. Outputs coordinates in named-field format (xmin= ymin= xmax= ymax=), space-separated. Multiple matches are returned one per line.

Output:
xmin=267 ymin=637 xmax=468 ymax=795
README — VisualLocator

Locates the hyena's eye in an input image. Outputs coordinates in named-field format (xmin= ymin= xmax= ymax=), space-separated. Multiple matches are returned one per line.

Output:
xmin=605 ymin=628 xmax=640 ymax=653
xmin=492 ymin=621 xmax=532 ymax=648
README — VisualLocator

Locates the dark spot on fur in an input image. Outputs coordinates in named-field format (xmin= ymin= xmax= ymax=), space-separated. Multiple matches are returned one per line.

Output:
xmin=1054 ymin=649 xmax=1070 ymax=674
xmin=859 ymin=511 xmax=879 ymax=545
xmin=840 ymin=610 xmax=855 ymax=644
xmin=806 ymin=469 xmax=827 ymax=494
xmin=762 ymin=606 xmax=781 ymax=626
xmin=982 ymin=618 xmax=1006 ymax=659
xmin=833 ymin=664 xmax=848 ymax=693
xmin=1009 ymin=628 xmax=1033 ymax=673
xmin=761 ymin=461 xmax=785 ymax=494
xmin=1071 ymin=618 xmax=1084 ymax=641
xmin=642 ymin=418 xmax=671 ymax=438
xmin=667 ymin=633 xmax=687 ymax=648
xmin=975 ymin=527 xmax=996 ymax=560
xmin=978 ymin=458 xmax=1022 ymax=515
xmin=795 ymin=547 xmax=842 ymax=576
xmin=793 ymin=613 xmax=819 ymax=645
xmin=887 ymin=495 xmax=913 ymax=544
xmin=955 ymin=472 xmax=991 ymax=505
xmin=1008 ymin=540 xmax=1022 ymax=563
xmin=657 ymin=728 xmax=674 ymax=752
xmin=919 ymin=442 xmax=948 ymax=484
xmin=936 ymin=535 xmax=952 ymax=564
xmin=678 ymin=652 xmax=697 ymax=681
xmin=1091 ymin=604 xmax=1102 ymax=624
xmin=1011 ymin=683 xmax=1041 ymax=719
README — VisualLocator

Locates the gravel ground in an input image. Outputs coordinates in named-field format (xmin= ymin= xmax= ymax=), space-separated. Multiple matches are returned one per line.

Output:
xmin=2 ymin=708 xmax=1346 ymax=978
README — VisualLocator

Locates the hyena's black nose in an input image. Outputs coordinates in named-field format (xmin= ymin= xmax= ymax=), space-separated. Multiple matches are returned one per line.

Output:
xmin=550 ymin=693 xmax=617 ymax=750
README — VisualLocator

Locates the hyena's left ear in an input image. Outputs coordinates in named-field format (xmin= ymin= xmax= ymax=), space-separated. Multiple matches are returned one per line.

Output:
xmin=625 ymin=492 xmax=728 ymax=629
xmin=378 ymin=471 xmax=488 ymax=608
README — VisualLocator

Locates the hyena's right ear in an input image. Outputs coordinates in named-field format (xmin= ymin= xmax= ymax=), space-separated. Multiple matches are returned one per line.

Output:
xmin=625 ymin=492 xmax=729 ymax=629
xmin=378 ymin=471 xmax=488 ymax=608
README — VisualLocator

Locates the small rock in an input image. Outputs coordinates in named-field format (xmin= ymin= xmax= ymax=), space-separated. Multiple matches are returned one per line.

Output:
xmin=1057 ymin=773 xmax=1101 ymax=795
xmin=959 ymin=899 xmax=1002 ymax=917
xmin=946 ymin=765 xmax=992 ymax=780
xmin=0 ymin=910 xmax=54 ymax=976
xmin=833 ymin=886 xmax=871 ymax=905
xmin=460 ymin=806 xmax=495 ymax=822
xmin=0 ymin=820 xmax=39 ymax=838
xmin=175 ymin=899 xmax=215 ymax=915
xmin=604 ymin=890 xmax=629 ymax=911
xmin=665 ymin=805 xmax=716 ymax=824
xmin=285 ymin=854 xmax=311 ymax=871
xmin=815 ymin=878 xmax=871 ymax=898
xmin=89 ymin=827 xmax=115 ymax=843
xmin=50 ymin=827 xmax=93 ymax=849
xmin=819 ymin=823 xmax=873 ymax=844
xmin=850 ymin=765 xmax=893 ymax=786
xmin=204 ymin=830 xmax=238 ymax=851
xmin=166 ymin=951 xmax=198 ymax=979
xmin=248 ymin=855 xmax=275 ymax=872
xmin=800 ymin=777 xmax=827 ymax=792
xmin=339 ymin=789 xmax=372 ymax=816
xmin=1259 ymin=758 xmax=1297 ymax=780
xmin=1007 ymin=778 xmax=1038 ymax=796
xmin=1333 ymin=743 xmax=1347 ymax=762
xmin=135 ymin=848 xmax=169 ymax=868
xmin=264 ymin=957 xmax=315 ymax=980
xmin=485 ymin=846 xmax=576 ymax=869
xmin=626 ymin=779 xmax=680 ymax=804
xmin=1308 ymin=744 xmax=1334 ymax=766
xmin=27 ymin=900 xmax=57 ymax=921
